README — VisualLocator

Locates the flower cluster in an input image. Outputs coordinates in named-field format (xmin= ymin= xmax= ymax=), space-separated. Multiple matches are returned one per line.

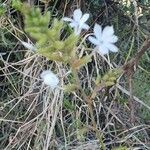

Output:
xmin=21 ymin=8 xmax=119 ymax=90
xmin=63 ymin=8 xmax=118 ymax=54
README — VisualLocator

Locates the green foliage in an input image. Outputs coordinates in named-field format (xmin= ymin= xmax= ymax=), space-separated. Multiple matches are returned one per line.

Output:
xmin=133 ymin=69 xmax=150 ymax=120
xmin=12 ymin=0 xmax=23 ymax=10
xmin=64 ymin=84 xmax=78 ymax=93
xmin=63 ymin=98 xmax=75 ymax=111
xmin=87 ymin=0 xmax=103 ymax=10
xmin=71 ymin=55 xmax=92 ymax=69
xmin=0 ymin=3 xmax=6 ymax=16
xmin=140 ymin=0 xmax=149 ymax=5
xmin=1 ymin=0 xmax=149 ymax=149
xmin=101 ymin=69 xmax=123 ymax=87
xmin=12 ymin=0 xmax=78 ymax=62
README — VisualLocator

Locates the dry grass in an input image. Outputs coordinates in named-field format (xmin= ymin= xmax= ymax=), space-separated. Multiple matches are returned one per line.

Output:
xmin=0 ymin=0 xmax=150 ymax=149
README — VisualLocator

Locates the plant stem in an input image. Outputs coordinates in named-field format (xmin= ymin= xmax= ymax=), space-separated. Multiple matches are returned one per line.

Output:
xmin=123 ymin=37 xmax=150 ymax=124
xmin=72 ymin=68 xmax=106 ymax=150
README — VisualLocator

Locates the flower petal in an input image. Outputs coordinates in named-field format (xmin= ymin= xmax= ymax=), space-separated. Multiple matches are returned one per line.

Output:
xmin=104 ymin=35 xmax=118 ymax=43
xmin=62 ymin=17 xmax=73 ymax=22
xmin=41 ymin=70 xmax=59 ymax=89
xmin=106 ymin=43 xmax=118 ymax=52
xmin=74 ymin=27 xmax=82 ymax=35
xmin=88 ymin=36 xmax=99 ymax=45
xmin=79 ymin=13 xmax=89 ymax=27
xmin=21 ymin=41 xmax=36 ymax=51
xmin=69 ymin=22 xmax=78 ymax=28
xmin=94 ymin=23 xmax=102 ymax=40
xmin=73 ymin=9 xmax=82 ymax=22
xmin=102 ymin=26 xmax=114 ymax=39
xmin=97 ymin=45 xmax=109 ymax=55
xmin=81 ymin=23 xmax=90 ymax=30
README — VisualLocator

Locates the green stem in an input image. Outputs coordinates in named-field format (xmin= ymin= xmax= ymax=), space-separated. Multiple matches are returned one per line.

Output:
xmin=72 ymin=68 xmax=106 ymax=150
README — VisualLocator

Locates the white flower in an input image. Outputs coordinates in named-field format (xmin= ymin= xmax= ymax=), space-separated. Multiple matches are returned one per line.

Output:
xmin=88 ymin=23 xmax=118 ymax=55
xmin=40 ymin=70 xmax=59 ymax=89
xmin=21 ymin=41 xmax=37 ymax=51
xmin=63 ymin=8 xmax=90 ymax=35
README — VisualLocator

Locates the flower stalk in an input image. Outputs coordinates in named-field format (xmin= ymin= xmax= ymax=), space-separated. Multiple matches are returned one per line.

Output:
xmin=71 ymin=65 xmax=105 ymax=149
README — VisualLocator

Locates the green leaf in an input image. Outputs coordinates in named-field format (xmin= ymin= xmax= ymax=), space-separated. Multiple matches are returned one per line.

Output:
xmin=12 ymin=0 xmax=23 ymax=10
xmin=63 ymin=33 xmax=78 ymax=54
xmin=63 ymin=84 xmax=78 ymax=93
xmin=0 ymin=4 xmax=6 ymax=16
xmin=71 ymin=55 xmax=92 ymax=69
xmin=101 ymin=68 xmax=123 ymax=87
xmin=63 ymin=99 xmax=75 ymax=111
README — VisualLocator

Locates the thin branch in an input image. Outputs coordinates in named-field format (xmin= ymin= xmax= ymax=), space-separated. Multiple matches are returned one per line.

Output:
xmin=122 ymin=37 xmax=150 ymax=123
xmin=123 ymin=37 xmax=150 ymax=75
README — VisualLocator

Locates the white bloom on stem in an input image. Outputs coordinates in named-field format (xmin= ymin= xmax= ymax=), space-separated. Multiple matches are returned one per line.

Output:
xmin=63 ymin=8 xmax=90 ymax=35
xmin=21 ymin=41 xmax=37 ymax=51
xmin=88 ymin=23 xmax=118 ymax=55
xmin=40 ymin=70 xmax=59 ymax=89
